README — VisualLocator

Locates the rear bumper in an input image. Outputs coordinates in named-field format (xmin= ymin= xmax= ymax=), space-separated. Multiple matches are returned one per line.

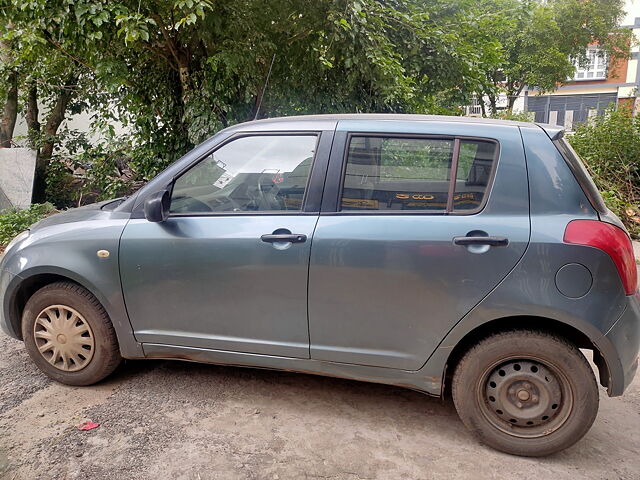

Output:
xmin=605 ymin=292 xmax=640 ymax=396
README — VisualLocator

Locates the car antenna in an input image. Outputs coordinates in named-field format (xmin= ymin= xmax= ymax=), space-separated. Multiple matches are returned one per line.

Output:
xmin=254 ymin=53 xmax=276 ymax=121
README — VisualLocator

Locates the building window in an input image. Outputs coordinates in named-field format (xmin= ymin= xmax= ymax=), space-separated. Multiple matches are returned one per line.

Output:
xmin=573 ymin=48 xmax=607 ymax=80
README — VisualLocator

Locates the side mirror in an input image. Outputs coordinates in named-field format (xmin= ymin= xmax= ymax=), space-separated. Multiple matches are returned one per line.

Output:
xmin=144 ymin=189 xmax=171 ymax=223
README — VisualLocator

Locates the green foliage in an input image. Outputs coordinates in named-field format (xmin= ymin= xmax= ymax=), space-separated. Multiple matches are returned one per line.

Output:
xmin=78 ymin=142 xmax=132 ymax=201
xmin=569 ymin=109 xmax=640 ymax=238
xmin=477 ymin=0 xmax=630 ymax=112
xmin=490 ymin=110 xmax=535 ymax=122
xmin=44 ymin=132 xmax=138 ymax=208
xmin=0 ymin=203 xmax=57 ymax=246
xmin=0 ymin=0 xmax=631 ymax=205
xmin=45 ymin=158 xmax=76 ymax=208
xmin=2 ymin=0 xmax=509 ymax=166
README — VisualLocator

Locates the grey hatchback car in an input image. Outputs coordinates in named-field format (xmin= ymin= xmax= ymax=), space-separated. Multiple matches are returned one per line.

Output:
xmin=1 ymin=114 xmax=638 ymax=456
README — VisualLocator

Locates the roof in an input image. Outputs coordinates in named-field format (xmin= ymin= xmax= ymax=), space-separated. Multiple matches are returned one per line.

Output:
xmin=235 ymin=113 xmax=564 ymax=138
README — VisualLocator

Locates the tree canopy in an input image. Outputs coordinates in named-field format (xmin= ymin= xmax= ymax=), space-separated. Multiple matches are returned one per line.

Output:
xmin=0 ymin=0 xmax=632 ymax=201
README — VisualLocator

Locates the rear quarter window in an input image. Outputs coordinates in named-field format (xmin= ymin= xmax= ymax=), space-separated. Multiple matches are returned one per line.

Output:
xmin=553 ymin=138 xmax=607 ymax=214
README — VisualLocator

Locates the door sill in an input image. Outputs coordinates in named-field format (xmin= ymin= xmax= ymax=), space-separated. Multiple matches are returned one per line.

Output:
xmin=141 ymin=343 xmax=441 ymax=396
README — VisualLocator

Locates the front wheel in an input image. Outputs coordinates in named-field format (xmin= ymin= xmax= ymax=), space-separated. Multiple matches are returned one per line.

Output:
xmin=452 ymin=330 xmax=599 ymax=456
xmin=22 ymin=282 xmax=122 ymax=386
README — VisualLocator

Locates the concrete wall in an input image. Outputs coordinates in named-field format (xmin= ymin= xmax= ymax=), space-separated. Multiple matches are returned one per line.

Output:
xmin=0 ymin=148 xmax=36 ymax=210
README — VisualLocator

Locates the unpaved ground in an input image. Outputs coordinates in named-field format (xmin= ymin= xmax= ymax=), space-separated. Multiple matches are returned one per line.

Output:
xmin=0 ymin=332 xmax=638 ymax=480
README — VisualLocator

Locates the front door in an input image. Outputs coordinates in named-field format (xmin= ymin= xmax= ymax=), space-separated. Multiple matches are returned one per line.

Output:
xmin=120 ymin=133 xmax=326 ymax=358
xmin=308 ymin=121 xmax=530 ymax=370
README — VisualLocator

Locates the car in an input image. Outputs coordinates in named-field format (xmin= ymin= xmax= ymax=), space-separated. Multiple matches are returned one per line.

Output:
xmin=1 ymin=114 xmax=638 ymax=456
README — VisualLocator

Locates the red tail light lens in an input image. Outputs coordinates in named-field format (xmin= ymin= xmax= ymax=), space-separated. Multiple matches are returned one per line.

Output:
xmin=564 ymin=220 xmax=638 ymax=295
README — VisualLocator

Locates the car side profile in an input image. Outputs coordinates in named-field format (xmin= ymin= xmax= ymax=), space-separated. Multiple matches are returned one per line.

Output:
xmin=1 ymin=114 xmax=638 ymax=457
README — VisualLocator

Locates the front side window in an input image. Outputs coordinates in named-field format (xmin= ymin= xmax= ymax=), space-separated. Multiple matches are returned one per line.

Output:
xmin=170 ymin=135 xmax=317 ymax=213
xmin=340 ymin=135 xmax=497 ymax=213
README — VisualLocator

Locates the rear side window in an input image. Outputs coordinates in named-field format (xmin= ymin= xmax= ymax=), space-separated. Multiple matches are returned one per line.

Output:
xmin=340 ymin=136 xmax=498 ymax=213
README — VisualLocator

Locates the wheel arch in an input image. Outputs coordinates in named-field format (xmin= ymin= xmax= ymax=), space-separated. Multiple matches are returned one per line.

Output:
xmin=441 ymin=315 xmax=613 ymax=396
xmin=6 ymin=267 xmax=107 ymax=341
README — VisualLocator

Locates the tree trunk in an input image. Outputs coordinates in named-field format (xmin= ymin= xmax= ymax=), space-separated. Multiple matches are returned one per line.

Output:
xmin=489 ymin=95 xmax=497 ymax=116
xmin=0 ymin=70 xmax=17 ymax=148
xmin=0 ymin=36 xmax=17 ymax=148
xmin=32 ymin=75 xmax=77 ymax=203
xmin=507 ymin=85 xmax=525 ymax=112
xmin=178 ymin=58 xmax=191 ymax=100
xmin=25 ymin=83 xmax=40 ymax=148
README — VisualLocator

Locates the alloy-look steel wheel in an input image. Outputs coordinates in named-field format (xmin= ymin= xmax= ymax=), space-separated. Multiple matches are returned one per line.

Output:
xmin=33 ymin=305 xmax=95 ymax=372
xmin=452 ymin=330 xmax=599 ymax=457
xmin=23 ymin=282 xmax=122 ymax=386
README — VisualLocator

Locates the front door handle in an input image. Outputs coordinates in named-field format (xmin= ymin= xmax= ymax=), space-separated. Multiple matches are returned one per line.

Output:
xmin=453 ymin=236 xmax=509 ymax=247
xmin=261 ymin=233 xmax=307 ymax=244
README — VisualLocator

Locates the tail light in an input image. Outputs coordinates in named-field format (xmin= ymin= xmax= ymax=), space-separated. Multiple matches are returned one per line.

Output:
xmin=564 ymin=220 xmax=638 ymax=295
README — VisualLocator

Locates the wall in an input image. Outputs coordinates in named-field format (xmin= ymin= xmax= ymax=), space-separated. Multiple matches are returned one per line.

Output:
xmin=0 ymin=148 xmax=36 ymax=210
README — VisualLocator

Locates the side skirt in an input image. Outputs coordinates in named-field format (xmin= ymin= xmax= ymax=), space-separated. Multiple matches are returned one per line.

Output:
xmin=141 ymin=343 xmax=442 ymax=397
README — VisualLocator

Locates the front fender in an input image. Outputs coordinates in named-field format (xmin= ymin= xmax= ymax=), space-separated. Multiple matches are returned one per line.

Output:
xmin=0 ymin=214 xmax=143 ymax=358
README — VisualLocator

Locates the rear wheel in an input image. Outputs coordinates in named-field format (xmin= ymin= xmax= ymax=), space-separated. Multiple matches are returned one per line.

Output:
xmin=22 ymin=282 xmax=121 ymax=386
xmin=452 ymin=330 xmax=599 ymax=456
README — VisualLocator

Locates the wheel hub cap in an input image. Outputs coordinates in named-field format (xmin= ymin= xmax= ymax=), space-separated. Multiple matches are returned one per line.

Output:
xmin=480 ymin=359 xmax=572 ymax=438
xmin=33 ymin=305 xmax=95 ymax=372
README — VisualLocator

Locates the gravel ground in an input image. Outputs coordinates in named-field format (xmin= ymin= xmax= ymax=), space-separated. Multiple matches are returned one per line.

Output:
xmin=0 ymin=329 xmax=639 ymax=480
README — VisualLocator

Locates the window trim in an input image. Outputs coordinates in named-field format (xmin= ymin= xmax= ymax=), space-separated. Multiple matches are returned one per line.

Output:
xmin=166 ymin=131 xmax=322 ymax=217
xmin=331 ymin=132 xmax=500 ymax=216
xmin=572 ymin=47 xmax=608 ymax=82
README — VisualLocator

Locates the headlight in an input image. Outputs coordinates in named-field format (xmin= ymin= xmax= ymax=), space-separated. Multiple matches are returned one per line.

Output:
xmin=4 ymin=230 xmax=30 ymax=254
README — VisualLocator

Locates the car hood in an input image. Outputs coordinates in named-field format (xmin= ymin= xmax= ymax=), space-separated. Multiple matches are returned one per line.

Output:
xmin=29 ymin=200 xmax=121 ymax=233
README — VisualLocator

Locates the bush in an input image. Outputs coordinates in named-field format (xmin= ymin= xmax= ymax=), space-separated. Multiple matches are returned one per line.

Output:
xmin=45 ymin=158 xmax=77 ymax=209
xmin=491 ymin=110 xmax=535 ymax=122
xmin=45 ymin=133 xmax=140 ymax=209
xmin=569 ymin=108 xmax=640 ymax=238
xmin=0 ymin=203 xmax=57 ymax=248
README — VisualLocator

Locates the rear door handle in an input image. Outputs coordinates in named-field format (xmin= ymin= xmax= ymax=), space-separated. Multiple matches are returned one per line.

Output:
xmin=261 ymin=234 xmax=307 ymax=244
xmin=453 ymin=236 xmax=509 ymax=247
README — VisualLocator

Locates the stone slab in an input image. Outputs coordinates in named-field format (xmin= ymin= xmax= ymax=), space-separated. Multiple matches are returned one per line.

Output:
xmin=0 ymin=148 xmax=36 ymax=210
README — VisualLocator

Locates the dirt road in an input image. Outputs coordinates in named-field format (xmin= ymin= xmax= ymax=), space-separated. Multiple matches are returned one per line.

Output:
xmin=0 ymin=331 xmax=639 ymax=480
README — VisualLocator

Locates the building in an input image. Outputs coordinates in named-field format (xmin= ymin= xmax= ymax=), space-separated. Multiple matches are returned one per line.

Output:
xmin=526 ymin=0 xmax=640 ymax=129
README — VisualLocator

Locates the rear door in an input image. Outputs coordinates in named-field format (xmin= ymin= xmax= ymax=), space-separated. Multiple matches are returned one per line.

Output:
xmin=308 ymin=120 xmax=530 ymax=370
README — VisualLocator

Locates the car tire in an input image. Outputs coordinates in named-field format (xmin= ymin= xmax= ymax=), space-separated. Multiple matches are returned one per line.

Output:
xmin=452 ymin=329 xmax=599 ymax=456
xmin=22 ymin=281 xmax=122 ymax=386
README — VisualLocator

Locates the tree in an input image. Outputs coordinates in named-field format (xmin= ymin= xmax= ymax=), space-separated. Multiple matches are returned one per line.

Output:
xmin=478 ymin=0 xmax=631 ymax=113
xmin=0 ymin=29 xmax=17 ymax=148
xmin=102 ymin=0 xmax=504 ymax=176
xmin=0 ymin=1 xmax=96 ymax=199
xmin=2 ymin=0 xmax=505 ymax=184
xmin=2 ymin=0 xmax=628 ymax=205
